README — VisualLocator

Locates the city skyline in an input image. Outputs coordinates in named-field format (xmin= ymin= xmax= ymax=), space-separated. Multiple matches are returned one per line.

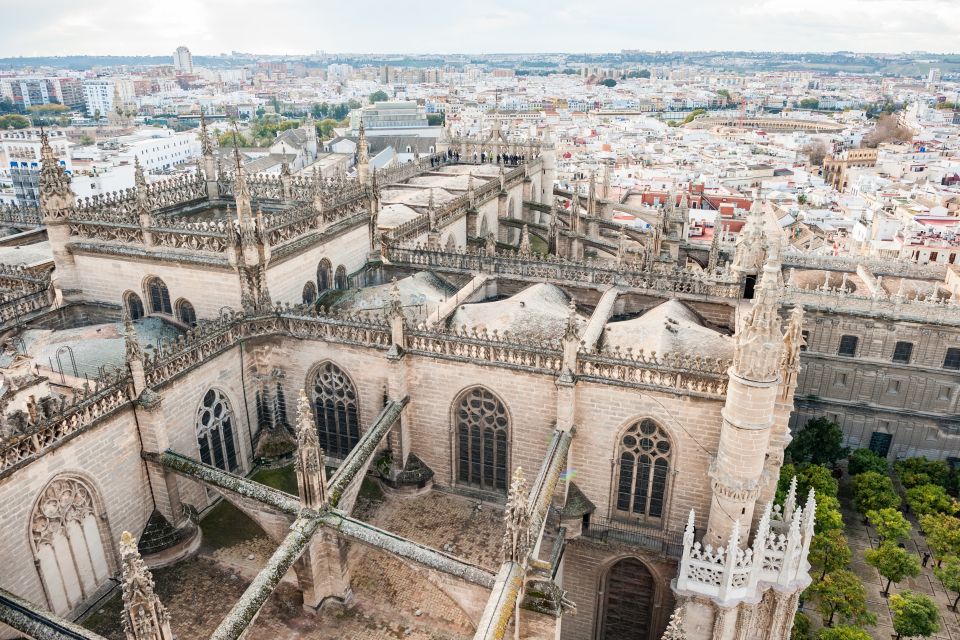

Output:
xmin=2 ymin=0 xmax=959 ymax=58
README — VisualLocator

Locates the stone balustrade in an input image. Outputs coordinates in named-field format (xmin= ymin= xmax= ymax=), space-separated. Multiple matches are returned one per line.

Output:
xmin=385 ymin=244 xmax=742 ymax=299
xmin=0 ymin=203 xmax=42 ymax=228
xmin=782 ymin=248 xmax=947 ymax=279
xmin=675 ymin=482 xmax=815 ymax=606
xmin=784 ymin=283 xmax=960 ymax=325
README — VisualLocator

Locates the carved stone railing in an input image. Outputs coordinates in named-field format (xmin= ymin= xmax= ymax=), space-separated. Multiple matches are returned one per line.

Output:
xmin=145 ymin=173 xmax=207 ymax=209
xmin=405 ymin=326 xmax=564 ymax=374
xmin=0 ymin=373 xmax=131 ymax=476
xmin=784 ymin=284 xmax=960 ymax=325
xmin=0 ymin=286 xmax=50 ymax=329
xmin=378 ymin=153 xmax=447 ymax=184
xmin=0 ymin=203 xmax=42 ymax=228
xmin=385 ymin=244 xmax=742 ymax=298
xmin=577 ymin=349 xmax=730 ymax=398
xmin=782 ymin=248 xmax=946 ymax=279
xmin=675 ymin=485 xmax=815 ymax=606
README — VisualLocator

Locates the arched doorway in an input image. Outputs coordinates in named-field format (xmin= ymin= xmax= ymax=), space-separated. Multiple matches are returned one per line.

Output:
xmin=599 ymin=557 xmax=656 ymax=640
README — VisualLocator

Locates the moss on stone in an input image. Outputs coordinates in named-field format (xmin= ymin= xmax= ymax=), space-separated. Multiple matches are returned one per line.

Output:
xmin=252 ymin=466 xmax=298 ymax=496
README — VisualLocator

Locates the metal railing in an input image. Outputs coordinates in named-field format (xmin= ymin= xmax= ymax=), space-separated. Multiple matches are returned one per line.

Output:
xmin=582 ymin=515 xmax=684 ymax=558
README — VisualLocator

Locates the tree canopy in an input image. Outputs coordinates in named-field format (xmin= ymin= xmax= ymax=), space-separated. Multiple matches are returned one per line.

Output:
xmin=852 ymin=471 xmax=900 ymax=515
xmin=786 ymin=417 xmax=847 ymax=465
xmin=807 ymin=569 xmax=876 ymax=627
xmin=934 ymin=555 xmax=960 ymax=609
xmin=919 ymin=513 xmax=960 ymax=561
xmin=906 ymin=483 xmax=957 ymax=517
xmin=895 ymin=457 xmax=950 ymax=489
xmin=848 ymin=449 xmax=888 ymax=476
xmin=866 ymin=508 xmax=912 ymax=544
xmin=369 ymin=90 xmax=388 ymax=104
xmin=809 ymin=529 xmax=852 ymax=579
xmin=0 ymin=114 xmax=30 ymax=129
xmin=599 ymin=78 xmax=617 ymax=87
xmin=865 ymin=543 xmax=921 ymax=595
xmin=890 ymin=591 xmax=940 ymax=639
xmin=816 ymin=627 xmax=872 ymax=640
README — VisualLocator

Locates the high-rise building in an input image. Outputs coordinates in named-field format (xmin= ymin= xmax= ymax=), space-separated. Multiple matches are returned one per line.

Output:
xmin=172 ymin=46 xmax=193 ymax=74
xmin=82 ymin=80 xmax=114 ymax=118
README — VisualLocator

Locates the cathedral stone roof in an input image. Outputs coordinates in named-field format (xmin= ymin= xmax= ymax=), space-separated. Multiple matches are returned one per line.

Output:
xmin=329 ymin=272 xmax=458 ymax=321
xmin=448 ymin=283 xmax=587 ymax=343
xmin=376 ymin=203 xmax=422 ymax=229
xmin=602 ymin=299 xmax=733 ymax=360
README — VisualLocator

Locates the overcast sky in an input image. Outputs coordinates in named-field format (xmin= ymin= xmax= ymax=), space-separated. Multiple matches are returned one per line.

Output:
xmin=2 ymin=0 xmax=958 ymax=57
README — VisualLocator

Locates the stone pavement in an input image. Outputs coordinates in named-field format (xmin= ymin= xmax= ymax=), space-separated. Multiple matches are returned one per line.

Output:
xmin=802 ymin=475 xmax=960 ymax=639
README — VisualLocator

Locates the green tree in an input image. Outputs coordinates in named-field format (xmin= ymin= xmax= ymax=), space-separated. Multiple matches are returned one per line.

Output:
xmin=0 ymin=114 xmax=30 ymax=129
xmin=816 ymin=495 xmax=845 ymax=533
xmin=716 ymin=89 xmax=732 ymax=101
xmin=786 ymin=417 xmax=847 ymax=465
xmin=79 ymin=134 xmax=94 ymax=146
xmin=800 ymin=98 xmax=820 ymax=109
xmin=807 ymin=569 xmax=876 ymax=627
xmin=866 ymin=508 xmax=912 ymax=544
xmin=865 ymin=543 xmax=921 ymax=596
xmin=369 ymin=90 xmax=388 ymax=104
xmin=791 ymin=612 xmax=811 ymax=640
xmin=0 ymin=98 xmax=16 ymax=113
xmin=427 ymin=113 xmax=445 ymax=126
xmin=809 ymin=529 xmax=852 ymax=579
xmin=896 ymin=457 xmax=950 ymax=489
xmin=681 ymin=108 xmax=707 ymax=125
xmin=599 ymin=78 xmax=617 ymax=87
xmin=637 ymin=69 xmax=651 ymax=78
xmin=934 ymin=555 xmax=960 ymax=609
xmin=890 ymin=591 xmax=940 ymax=639
xmin=816 ymin=627 xmax=872 ymax=640
xmin=919 ymin=513 xmax=960 ymax=563
xmin=907 ymin=483 xmax=958 ymax=517
xmin=218 ymin=131 xmax=250 ymax=147
xmin=848 ymin=448 xmax=888 ymax=476
xmin=27 ymin=103 xmax=69 ymax=114
xmin=852 ymin=471 xmax=900 ymax=515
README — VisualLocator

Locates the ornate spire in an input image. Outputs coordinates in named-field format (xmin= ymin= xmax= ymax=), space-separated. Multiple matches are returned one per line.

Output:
xmin=660 ymin=610 xmax=686 ymax=640
xmin=485 ymin=232 xmax=497 ymax=257
xmin=732 ymin=197 xmax=767 ymax=274
xmin=119 ymin=531 xmax=173 ymax=640
xmin=357 ymin=121 xmax=369 ymax=164
xmin=294 ymin=389 xmax=327 ymax=509
xmin=502 ymin=467 xmax=530 ymax=564
xmin=124 ymin=315 xmax=143 ymax=363
xmin=587 ymin=170 xmax=597 ymax=217
xmin=781 ymin=305 xmax=805 ymax=373
xmin=38 ymin=129 xmax=74 ymax=216
xmin=134 ymin=156 xmax=147 ymax=192
xmin=427 ymin=188 xmax=437 ymax=231
xmin=564 ymin=299 xmax=579 ymax=342
xmin=616 ymin=226 xmax=626 ymax=266
xmin=388 ymin=278 xmax=403 ymax=319
xmin=733 ymin=255 xmax=785 ymax=382
xmin=708 ymin=222 xmax=722 ymax=271
xmin=199 ymin=112 xmax=213 ymax=157
xmin=519 ymin=224 xmax=532 ymax=257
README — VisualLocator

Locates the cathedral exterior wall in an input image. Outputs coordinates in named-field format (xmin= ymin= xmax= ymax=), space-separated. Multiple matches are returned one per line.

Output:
xmin=0 ymin=408 xmax=149 ymax=614
xmin=70 ymin=251 xmax=241 ymax=320
xmin=266 ymin=224 xmax=369 ymax=305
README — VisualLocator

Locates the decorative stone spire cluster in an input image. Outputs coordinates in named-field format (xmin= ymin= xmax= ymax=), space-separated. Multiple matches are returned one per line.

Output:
xmin=519 ymin=224 xmax=532 ymax=258
xmin=38 ymin=130 xmax=74 ymax=217
xmin=731 ymin=198 xmax=767 ymax=274
xmin=660 ymin=610 xmax=686 ymax=640
xmin=199 ymin=112 xmax=213 ymax=157
xmin=357 ymin=121 xmax=370 ymax=184
xmin=294 ymin=389 xmax=327 ymax=509
xmin=119 ymin=531 xmax=173 ymax=640
xmin=502 ymin=467 xmax=530 ymax=564
xmin=733 ymin=256 xmax=785 ymax=382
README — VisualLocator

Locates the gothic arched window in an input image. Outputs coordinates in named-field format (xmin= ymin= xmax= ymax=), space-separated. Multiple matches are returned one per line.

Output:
xmin=311 ymin=362 xmax=360 ymax=458
xmin=176 ymin=299 xmax=197 ymax=327
xmin=30 ymin=476 xmax=111 ymax=615
xmin=317 ymin=259 xmax=332 ymax=292
xmin=614 ymin=419 xmax=672 ymax=520
xmin=146 ymin=277 xmax=172 ymax=315
xmin=334 ymin=265 xmax=348 ymax=290
xmin=455 ymin=387 xmax=509 ymax=492
xmin=196 ymin=389 xmax=239 ymax=472
xmin=124 ymin=291 xmax=144 ymax=320
xmin=302 ymin=281 xmax=317 ymax=305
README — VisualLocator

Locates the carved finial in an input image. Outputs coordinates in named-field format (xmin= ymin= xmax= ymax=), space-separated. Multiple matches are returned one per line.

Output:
xmin=519 ymin=224 xmax=532 ymax=257
xmin=485 ymin=232 xmax=496 ymax=257
xmin=733 ymin=254 xmax=784 ymax=381
xmin=564 ymin=299 xmax=579 ymax=342
xmin=780 ymin=304 xmax=805 ymax=373
xmin=295 ymin=388 xmax=327 ymax=508
xmin=119 ymin=531 xmax=173 ymax=640
xmin=199 ymin=111 xmax=213 ymax=156
xmin=134 ymin=156 xmax=147 ymax=191
xmin=388 ymin=278 xmax=403 ymax=318
xmin=502 ymin=467 xmax=530 ymax=564
xmin=38 ymin=128 xmax=74 ymax=216
xmin=660 ymin=610 xmax=687 ymax=640
xmin=123 ymin=315 xmax=143 ymax=363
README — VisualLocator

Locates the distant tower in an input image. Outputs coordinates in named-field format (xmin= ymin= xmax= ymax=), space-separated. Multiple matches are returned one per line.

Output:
xmin=173 ymin=46 xmax=193 ymax=74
